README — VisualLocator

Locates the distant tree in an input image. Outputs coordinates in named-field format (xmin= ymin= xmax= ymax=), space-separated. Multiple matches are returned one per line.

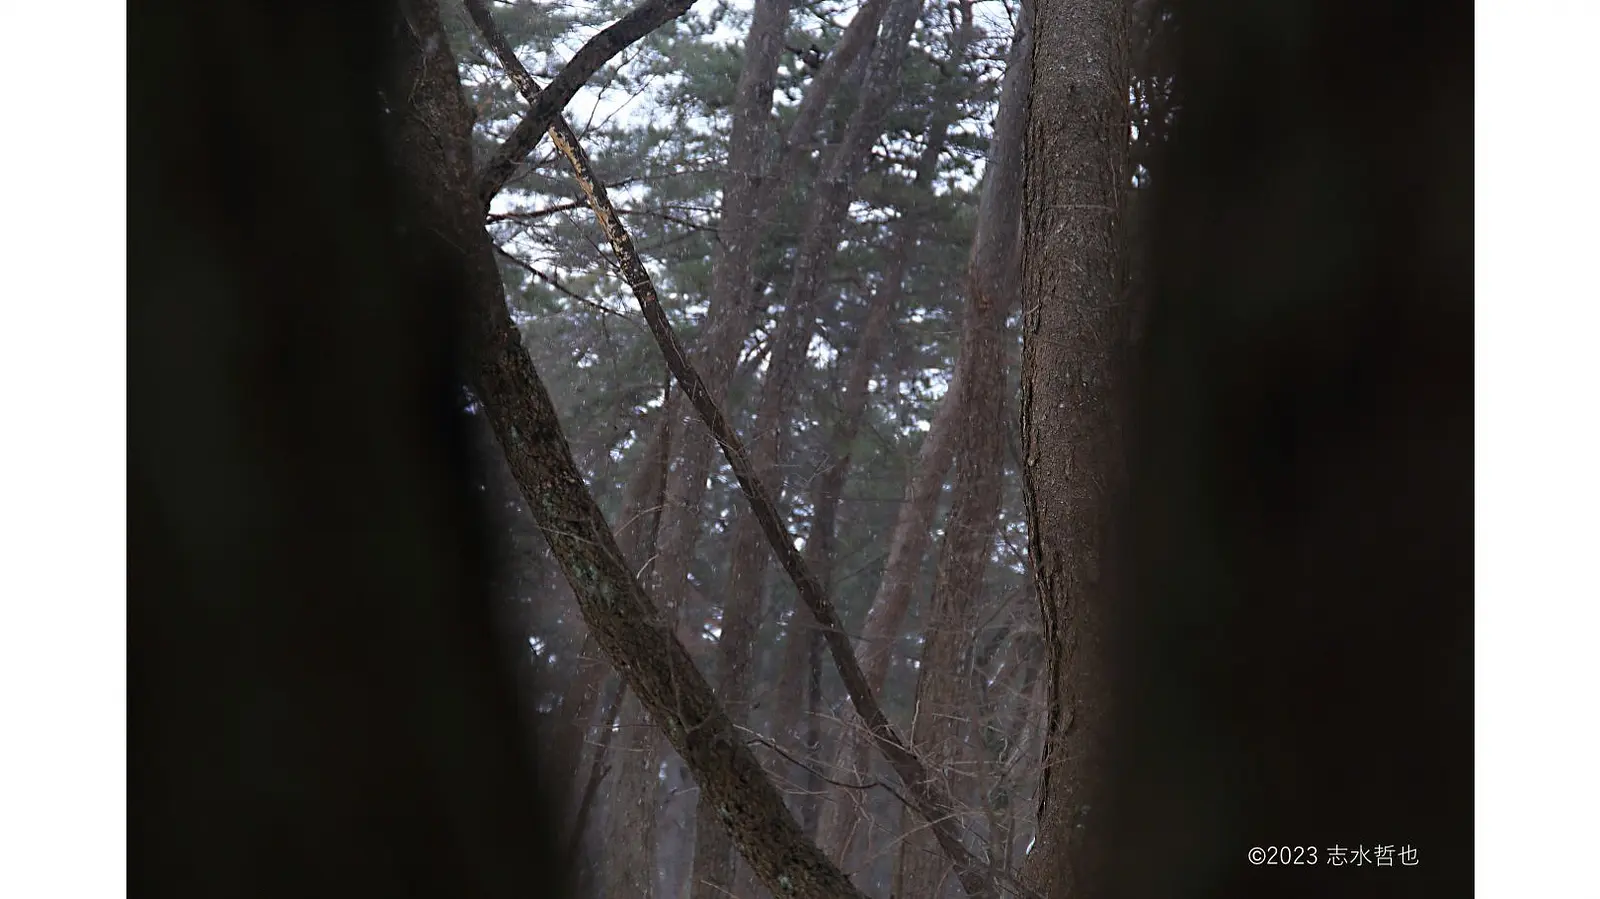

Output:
xmin=891 ymin=5 xmax=1030 ymax=896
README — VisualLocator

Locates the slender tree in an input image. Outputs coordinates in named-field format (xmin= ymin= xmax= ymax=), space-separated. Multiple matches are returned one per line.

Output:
xmin=894 ymin=6 xmax=1032 ymax=895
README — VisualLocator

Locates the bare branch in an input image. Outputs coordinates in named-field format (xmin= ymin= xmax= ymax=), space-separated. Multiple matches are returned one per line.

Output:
xmin=450 ymin=6 xmax=869 ymax=898
xmin=490 ymin=244 xmax=643 ymax=331
xmin=486 ymin=198 xmax=588 ymax=221
xmin=526 ymin=53 xmax=1031 ymax=899
xmin=466 ymin=0 xmax=697 ymax=207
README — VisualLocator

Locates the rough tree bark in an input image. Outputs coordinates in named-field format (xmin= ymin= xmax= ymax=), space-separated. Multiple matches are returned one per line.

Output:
xmin=1016 ymin=0 xmax=1131 ymax=893
xmin=458 ymin=5 xmax=696 ymax=876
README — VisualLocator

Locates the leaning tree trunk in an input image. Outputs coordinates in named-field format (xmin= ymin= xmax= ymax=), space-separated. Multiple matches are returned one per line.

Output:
xmin=689 ymin=1 xmax=931 ymax=892
xmin=891 ymin=9 xmax=1031 ymax=895
xmin=1016 ymin=0 xmax=1131 ymax=894
xmin=650 ymin=0 xmax=896 ymax=643
xmin=389 ymin=2 xmax=875 ymax=897
xmin=799 ymin=7 xmax=974 ymax=866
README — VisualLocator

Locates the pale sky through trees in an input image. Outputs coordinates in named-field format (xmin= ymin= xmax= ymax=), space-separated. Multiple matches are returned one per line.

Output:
xmin=473 ymin=0 xmax=1020 ymax=447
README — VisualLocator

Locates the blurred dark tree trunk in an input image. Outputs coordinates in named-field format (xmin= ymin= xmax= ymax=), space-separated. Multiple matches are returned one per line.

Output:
xmin=1022 ymin=0 xmax=1473 ymax=896
xmin=130 ymin=0 xmax=570 ymax=896
xmin=1088 ymin=1 xmax=1474 ymax=896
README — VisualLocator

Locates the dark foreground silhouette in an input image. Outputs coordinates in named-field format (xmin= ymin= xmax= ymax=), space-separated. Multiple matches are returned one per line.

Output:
xmin=1088 ymin=2 xmax=1472 ymax=898
xmin=130 ymin=3 xmax=570 ymax=895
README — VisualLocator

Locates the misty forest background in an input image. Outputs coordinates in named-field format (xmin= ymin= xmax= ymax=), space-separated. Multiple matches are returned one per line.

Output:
xmin=436 ymin=0 xmax=1164 ymax=896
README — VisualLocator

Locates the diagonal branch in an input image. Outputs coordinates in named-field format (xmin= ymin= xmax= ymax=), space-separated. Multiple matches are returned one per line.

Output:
xmin=554 ymin=135 xmax=1030 ymax=899
xmin=468 ymin=0 xmax=696 ymax=208
xmin=395 ymin=3 xmax=866 ymax=896
xmin=619 ymin=110 xmax=1015 ymax=899
xmin=750 ymin=0 xmax=893 ymax=213
xmin=490 ymin=244 xmax=645 ymax=331
xmin=464 ymin=9 xmax=1026 ymax=899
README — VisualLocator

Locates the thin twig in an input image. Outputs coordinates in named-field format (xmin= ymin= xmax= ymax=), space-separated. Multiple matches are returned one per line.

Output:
xmin=491 ymin=245 xmax=643 ymax=331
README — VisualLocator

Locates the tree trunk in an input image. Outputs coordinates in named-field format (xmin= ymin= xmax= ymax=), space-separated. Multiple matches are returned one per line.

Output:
xmin=649 ymin=0 xmax=792 ymax=629
xmin=892 ymin=9 xmax=1031 ymax=894
xmin=814 ymin=6 xmax=1030 ymax=871
xmin=651 ymin=0 xmax=895 ymax=638
xmin=1016 ymin=0 xmax=1131 ymax=893
xmin=688 ymin=2 xmax=932 ymax=892
xmin=389 ymin=3 xmax=871 ymax=896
